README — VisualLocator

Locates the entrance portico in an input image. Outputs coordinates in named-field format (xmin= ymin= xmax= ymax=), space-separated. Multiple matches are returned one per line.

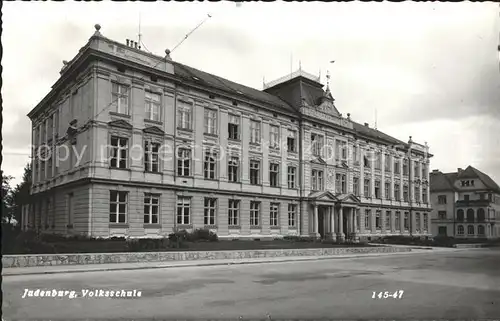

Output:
xmin=308 ymin=191 xmax=360 ymax=242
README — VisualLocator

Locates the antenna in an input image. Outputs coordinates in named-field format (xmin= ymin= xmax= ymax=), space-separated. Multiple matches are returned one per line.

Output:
xmin=138 ymin=12 xmax=142 ymax=49
xmin=171 ymin=13 xmax=212 ymax=54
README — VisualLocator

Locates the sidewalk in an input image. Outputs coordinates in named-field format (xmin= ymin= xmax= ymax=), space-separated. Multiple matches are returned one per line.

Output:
xmin=2 ymin=248 xmax=456 ymax=276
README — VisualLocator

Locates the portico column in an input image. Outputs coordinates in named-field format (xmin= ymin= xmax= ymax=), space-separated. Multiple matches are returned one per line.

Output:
xmin=314 ymin=205 xmax=319 ymax=236
xmin=353 ymin=208 xmax=357 ymax=232
xmin=330 ymin=206 xmax=335 ymax=239
xmin=337 ymin=206 xmax=345 ymax=242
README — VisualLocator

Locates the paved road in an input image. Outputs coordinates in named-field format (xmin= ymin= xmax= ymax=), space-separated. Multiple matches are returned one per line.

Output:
xmin=3 ymin=248 xmax=500 ymax=320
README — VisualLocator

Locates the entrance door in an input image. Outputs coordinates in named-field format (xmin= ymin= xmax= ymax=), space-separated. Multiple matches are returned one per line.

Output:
xmin=318 ymin=209 xmax=325 ymax=238
xmin=343 ymin=214 xmax=348 ymax=236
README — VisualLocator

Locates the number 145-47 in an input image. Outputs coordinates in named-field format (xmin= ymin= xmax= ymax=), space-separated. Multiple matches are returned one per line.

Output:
xmin=372 ymin=290 xmax=404 ymax=299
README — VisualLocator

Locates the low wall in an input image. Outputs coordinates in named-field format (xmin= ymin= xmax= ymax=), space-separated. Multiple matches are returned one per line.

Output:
xmin=453 ymin=243 xmax=488 ymax=248
xmin=2 ymin=246 xmax=411 ymax=268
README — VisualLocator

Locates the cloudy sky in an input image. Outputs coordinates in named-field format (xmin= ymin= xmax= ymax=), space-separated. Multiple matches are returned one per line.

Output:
xmin=2 ymin=1 xmax=500 ymax=185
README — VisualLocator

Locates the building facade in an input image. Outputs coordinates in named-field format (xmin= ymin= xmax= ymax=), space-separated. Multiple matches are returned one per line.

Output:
xmin=26 ymin=25 xmax=432 ymax=241
xmin=430 ymin=166 xmax=500 ymax=239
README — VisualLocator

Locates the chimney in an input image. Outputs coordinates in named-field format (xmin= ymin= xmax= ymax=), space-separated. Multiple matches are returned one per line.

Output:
xmin=432 ymin=169 xmax=439 ymax=173
xmin=134 ymin=41 xmax=138 ymax=49
xmin=126 ymin=39 xmax=130 ymax=46
xmin=364 ymin=122 xmax=369 ymax=127
xmin=458 ymin=168 xmax=463 ymax=173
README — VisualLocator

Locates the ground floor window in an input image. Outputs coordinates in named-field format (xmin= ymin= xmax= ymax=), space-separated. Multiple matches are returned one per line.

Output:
xmin=438 ymin=226 xmax=447 ymax=236
xmin=228 ymin=200 xmax=240 ymax=227
xmin=467 ymin=225 xmax=474 ymax=235
xmin=395 ymin=212 xmax=400 ymax=231
xmin=176 ymin=196 xmax=191 ymax=225
xmin=144 ymin=194 xmax=159 ymax=224
xmin=457 ymin=225 xmax=464 ymax=235
xmin=288 ymin=204 xmax=297 ymax=227
xmin=204 ymin=198 xmax=217 ymax=225
xmin=250 ymin=201 xmax=260 ymax=227
xmin=478 ymin=225 xmax=485 ymax=236
xmin=270 ymin=203 xmax=280 ymax=227
xmin=404 ymin=212 xmax=409 ymax=230
xmin=110 ymin=191 xmax=127 ymax=223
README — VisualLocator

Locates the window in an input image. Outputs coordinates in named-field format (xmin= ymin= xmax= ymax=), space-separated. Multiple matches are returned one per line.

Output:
xmin=364 ymin=179 xmax=371 ymax=197
xmin=204 ymin=150 xmax=217 ymax=180
xmin=353 ymin=177 xmax=360 ymax=196
xmin=287 ymin=130 xmax=297 ymax=153
xmin=457 ymin=225 xmax=464 ymax=235
xmin=478 ymin=225 xmax=485 ymax=236
xmin=403 ymin=185 xmax=409 ymax=202
xmin=384 ymin=155 xmax=391 ymax=171
xmin=384 ymin=182 xmax=390 ymax=199
xmin=403 ymin=159 xmax=409 ymax=176
xmin=110 ymin=191 xmax=127 ymax=224
xmin=394 ymin=183 xmax=401 ymax=200
xmin=414 ymin=163 xmax=420 ymax=178
xmin=311 ymin=170 xmax=324 ymax=191
xmin=374 ymin=180 xmax=381 ymax=199
xmin=250 ymin=201 xmax=260 ymax=227
xmin=438 ymin=211 xmax=447 ymax=219
xmin=466 ymin=209 xmax=474 ymax=222
xmin=311 ymin=134 xmax=323 ymax=156
xmin=375 ymin=211 xmax=381 ymax=229
xmin=176 ymin=197 xmax=190 ymax=225
xmin=111 ymin=83 xmax=129 ymax=114
xmin=423 ymin=213 xmax=428 ymax=231
xmin=204 ymin=108 xmax=217 ymax=134
xmin=457 ymin=209 xmax=464 ymax=221
xmin=228 ymin=114 xmax=240 ymax=140
xmin=353 ymin=146 xmax=359 ymax=164
xmin=250 ymin=160 xmax=261 ymax=185
xmin=422 ymin=188 xmax=428 ymax=203
xmin=228 ymin=156 xmax=240 ymax=183
xmin=385 ymin=211 xmax=391 ymax=230
xmin=336 ymin=140 xmax=347 ymax=160
xmin=479 ymin=193 xmax=485 ymax=200
xmin=144 ymin=194 xmax=159 ymax=224
xmin=438 ymin=226 xmax=447 ymax=236
xmin=416 ymin=213 xmax=421 ymax=231
xmin=47 ymin=157 xmax=52 ymax=179
xmin=228 ymin=200 xmax=239 ymax=226
xmin=395 ymin=211 xmax=401 ymax=230
xmin=477 ymin=208 xmax=485 ymax=222
xmin=404 ymin=212 xmax=409 ymax=230
xmin=269 ymin=163 xmax=279 ymax=187
xmin=204 ymin=198 xmax=217 ymax=225
xmin=364 ymin=210 xmax=371 ymax=230
xmin=287 ymin=166 xmax=296 ymax=189
xmin=422 ymin=164 xmax=427 ymax=178
xmin=438 ymin=195 xmax=447 ymax=204
xmin=250 ymin=120 xmax=261 ymax=144
xmin=335 ymin=174 xmax=346 ymax=194
xmin=40 ymin=160 xmax=46 ymax=180
xmin=375 ymin=152 xmax=382 ymax=170
xmin=288 ymin=204 xmax=297 ymax=227
xmin=110 ymin=136 xmax=128 ymax=169
xmin=177 ymin=100 xmax=192 ymax=129
xmin=269 ymin=125 xmax=280 ymax=149
xmin=144 ymin=141 xmax=160 ymax=172
xmin=394 ymin=159 xmax=401 ymax=174
xmin=464 ymin=194 xmax=470 ymax=201
xmin=467 ymin=225 xmax=474 ymax=235
xmin=270 ymin=203 xmax=279 ymax=227
xmin=67 ymin=193 xmax=74 ymax=226
xmin=414 ymin=186 xmax=420 ymax=202
xmin=145 ymin=91 xmax=161 ymax=122
xmin=177 ymin=148 xmax=191 ymax=176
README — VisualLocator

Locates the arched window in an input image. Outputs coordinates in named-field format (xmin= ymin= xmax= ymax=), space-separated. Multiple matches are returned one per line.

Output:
xmin=477 ymin=208 xmax=485 ymax=222
xmin=457 ymin=209 xmax=464 ymax=221
xmin=457 ymin=225 xmax=464 ymax=235
xmin=478 ymin=225 xmax=485 ymax=236
xmin=467 ymin=225 xmax=474 ymax=235
xmin=466 ymin=209 xmax=474 ymax=222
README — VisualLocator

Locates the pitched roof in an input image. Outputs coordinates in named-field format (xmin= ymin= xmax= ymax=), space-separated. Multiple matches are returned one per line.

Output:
xmin=351 ymin=121 xmax=407 ymax=146
xmin=172 ymin=62 xmax=296 ymax=113
xmin=461 ymin=166 xmax=500 ymax=193
xmin=430 ymin=171 xmax=457 ymax=192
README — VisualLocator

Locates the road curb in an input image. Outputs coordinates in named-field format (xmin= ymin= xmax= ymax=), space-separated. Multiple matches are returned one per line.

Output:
xmin=2 ymin=250 xmax=433 ymax=276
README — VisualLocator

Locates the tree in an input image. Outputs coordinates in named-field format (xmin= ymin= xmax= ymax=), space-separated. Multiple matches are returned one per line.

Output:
xmin=10 ymin=163 xmax=32 ymax=226
xmin=1 ymin=170 xmax=14 ymax=224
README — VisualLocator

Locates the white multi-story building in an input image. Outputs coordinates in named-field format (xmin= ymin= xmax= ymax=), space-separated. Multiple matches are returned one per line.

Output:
xmin=26 ymin=24 xmax=432 ymax=241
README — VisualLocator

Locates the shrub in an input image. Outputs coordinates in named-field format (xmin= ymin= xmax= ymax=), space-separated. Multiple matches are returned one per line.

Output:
xmin=189 ymin=228 xmax=218 ymax=242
